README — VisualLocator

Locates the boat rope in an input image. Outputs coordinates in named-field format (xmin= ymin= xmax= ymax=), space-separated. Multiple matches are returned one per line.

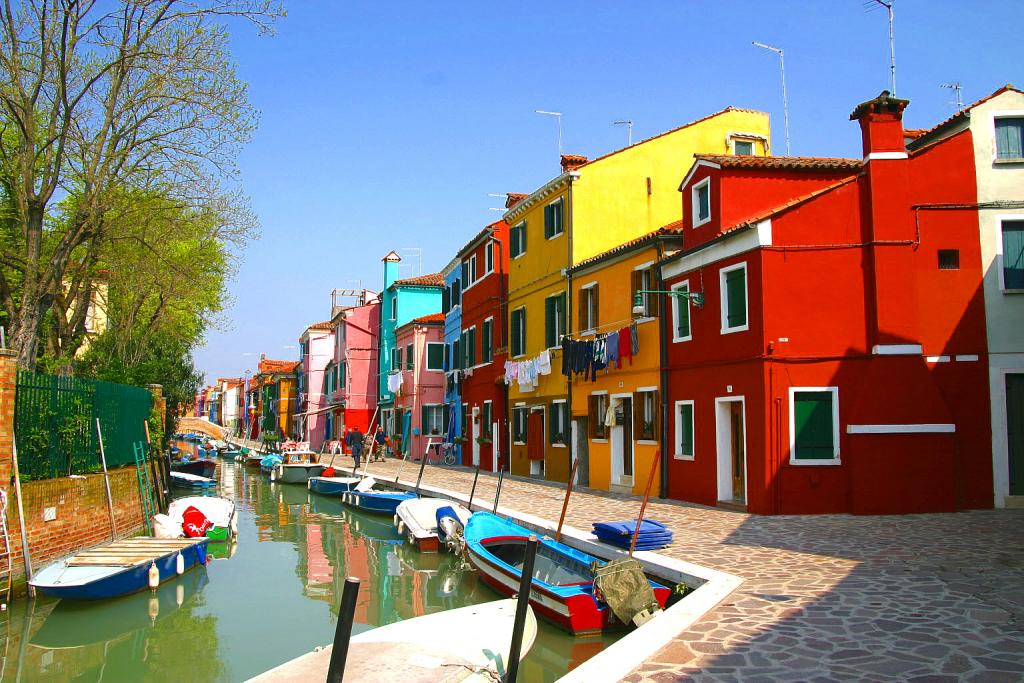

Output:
xmin=439 ymin=663 xmax=502 ymax=682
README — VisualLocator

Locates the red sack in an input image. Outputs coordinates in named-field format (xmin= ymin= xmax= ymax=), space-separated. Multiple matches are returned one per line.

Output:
xmin=182 ymin=505 xmax=213 ymax=538
xmin=322 ymin=467 xmax=336 ymax=477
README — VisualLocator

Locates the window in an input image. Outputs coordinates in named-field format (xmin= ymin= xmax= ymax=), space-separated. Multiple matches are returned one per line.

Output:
xmin=511 ymin=307 xmax=526 ymax=357
xmin=406 ymin=343 xmax=414 ymax=370
xmin=442 ymin=285 xmax=451 ymax=314
xmin=672 ymin=280 xmax=691 ymax=342
xmin=339 ymin=361 xmax=347 ymax=389
xmin=443 ymin=343 xmax=451 ymax=371
xmin=299 ymin=340 xmax=308 ymax=360
xmin=1003 ymin=220 xmax=1024 ymax=289
xmin=482 ymin=318 xmax=493 ymax=363
xmin=426 ymin=342 xmax=444 ymax=371
xmin=692 ymin=177 xmax=711 ymax=227
xmin=390 ymin=296 xmax=397 ymax=320
xmin=549 ymin=401 xmax=568 ymax=445
xmin=675 ymin=401 xmax=694 ymax=460
xmin=470 ymin=254 xmax=478 ymax=283
xmin=485 ymin=241 xmax=494 ymax=273
xmin=481 ymin=401 xmax=492 ymax=438
xmin=510 ymin=221 xmax=527 ymax=258
xmin=421 ymin=404 xmax=444 ymax=436
xmin=588 ymin=393 xmax=609 ymax=439
xmin=545 ymin=292 xmax=566 ymax=349
xmin=720 ymin=262 xmax=748 ymax=333
xmin=512 ymin=407 xmax=528 ymax=443
xmin=452 ymin=338 xmax=461 ymax=370
xmin=938 ymin=249 xmax=960 ymax=270
xmin=391 ymin=347 xmax=403 ymax=372
xmin=544 ymin=198 xmax=564 ymax=238
xmin=579 ymin=283 xmax=599 ymax=332
xmin=452 ymin=278 xmax=461 ymax=307
xmin=733 ymin=139 xmax=754 ymax=156
xmin=631 ymin=266 xmax=660 ymax=319
xmin=790 ymin=388 xmax=840 ymax=463
xmin=633 ymin=389 xmax=659 ymax=441
xmin=995 ymin=117 xmax=1024 ymax=160
xmin=463 ymin=327 xmax=477 ymax=368
xmin=461 ymin=261 xmax=469 ymax=287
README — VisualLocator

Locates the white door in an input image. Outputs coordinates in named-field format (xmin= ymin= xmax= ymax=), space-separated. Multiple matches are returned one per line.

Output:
xmin=472 ymin=408 xmax=481 ymax=467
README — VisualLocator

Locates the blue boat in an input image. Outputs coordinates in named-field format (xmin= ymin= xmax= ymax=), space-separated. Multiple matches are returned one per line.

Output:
xmin=340 ymin=479 xmax=416 ymax=515
xmin=260 ymin=454 xmax=282 ymax=474
xmin=170 ymin=471 xmax=216 ymax=490
xmin=29 ymin=537 xmax=210 ymax=601
xmin=308 ymin=475 xmax=361 ymax=496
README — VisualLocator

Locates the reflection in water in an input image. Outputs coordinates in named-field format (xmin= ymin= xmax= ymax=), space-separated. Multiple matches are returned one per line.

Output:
xmin=0 ymin=461 xmax=616 ymax=682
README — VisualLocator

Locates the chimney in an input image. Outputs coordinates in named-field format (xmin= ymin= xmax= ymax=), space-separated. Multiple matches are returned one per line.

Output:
xmin=560 ymin=154 xmax=588 ymax=173
xmin=849 ymin=91 xmax=918 ymax=352
xmin=382 ymin=250 xmax=401 ymax=290
xmin=505 ymin=192 xmax=528 ymax=209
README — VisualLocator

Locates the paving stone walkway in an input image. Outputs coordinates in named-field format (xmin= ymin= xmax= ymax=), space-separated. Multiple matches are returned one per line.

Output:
xmin=337 ymin=456 xmax=1024 ymax=683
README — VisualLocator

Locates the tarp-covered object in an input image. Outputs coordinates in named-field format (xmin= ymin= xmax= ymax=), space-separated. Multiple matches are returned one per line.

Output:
xmin=592 ymin=519 xmax=673 ymax=551
xmin=591 ymin=557 xmax=661 ymax=626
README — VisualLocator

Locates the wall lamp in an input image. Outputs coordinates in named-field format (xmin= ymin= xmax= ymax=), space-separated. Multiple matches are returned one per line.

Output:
xmin=633 ymin=290 xmax=704 ymax=316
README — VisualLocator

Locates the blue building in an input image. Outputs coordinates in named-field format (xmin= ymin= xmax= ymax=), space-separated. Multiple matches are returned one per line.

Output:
xmin=441 ymin=257 xmax=462 ymax=462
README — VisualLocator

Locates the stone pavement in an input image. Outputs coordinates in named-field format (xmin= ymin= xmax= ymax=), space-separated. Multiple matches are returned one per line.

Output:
xmin=342 ymin=457 xmax=1024 ymax=682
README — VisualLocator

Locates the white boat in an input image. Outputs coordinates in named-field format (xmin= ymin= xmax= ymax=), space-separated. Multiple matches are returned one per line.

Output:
xmin=169 ymin=471 xmax=215 ymax=489
xmin=393 ymin=498 xmax=472 ymax=553
xmin=246 ymin=598 xmax=537 ymax=682
xmin=270 ymin=462 xmax=326 ymax=484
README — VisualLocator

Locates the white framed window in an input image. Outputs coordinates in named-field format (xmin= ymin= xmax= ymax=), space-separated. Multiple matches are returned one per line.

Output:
xmin=390 ymin=296 xmax=397 ymax=320
xmin=544 ymin=198 xmax=564 ymax=239
xmin=549 ymin=400 xmax=568 ymax=446
xmin=421 ymin=404 xmax=445 ymax=436
xmin=631 ymin=262 xmax=660 ymax=319
xmin=999 ymin=217 xmax=1024 ymax=291
xmin=789 ymin=387 xmax=840 ymax=464
xmin=426 ymin=342 xmax=445 ymax=371
xmin=510 ymin=307 xmax=526 ymax=358
xmin=635 ymin=389 xmax=658 ymax=442
xmin=692 ymin=177 xmax=711 ymax=227
xmin=482 ymin=317 xmax=493 ymax=363
xmin=470 ymin=254 xmax=478 ymax=284
xmin=510 ymin=221 xmax=527 ymax=258
xmin=482 ymin=401 xmax=492 ymax=439
xmin=994 ymin=113 xmax=1024 ymax=161
xmin=674 ymin=400 xmax=694 ymax=460
xmin=720 ymin=262 xmax=749 ymax=334
xmin=545 ymin=292 xmax=566 ymax=349
xmin=589 ymin=392 xmax=609 ymax=439
xmin=485 ymin=241 xmax=494 ymax=274
xmin=733 ymin=139 xmax=754 ymax=156
xmin=579 ymin=282 xmax=599 ymax=332
xmin=671 ymin=280 xmax=692 ymax=343
xmin=512 ymin=406 xmax=528 ymax=444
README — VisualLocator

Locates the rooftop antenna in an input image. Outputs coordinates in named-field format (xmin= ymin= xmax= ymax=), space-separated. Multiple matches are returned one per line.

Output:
xmin=941 ymin=81 xmax=964 ymax=112
xmin=866 ymin=0 xmax=896 ymax=94
xmin=535 ymin=110 xmax=563 ymax=158
xmin=400 ymin=248 xmax=423 ymax=277
xmin=752 ymin=41 xmax=791 ymax=156
xmin=613 ymin=120 xmax=633 ymax=146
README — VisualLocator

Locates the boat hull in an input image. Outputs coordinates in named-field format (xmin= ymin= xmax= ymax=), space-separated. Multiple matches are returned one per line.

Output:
xmin=342 ymin=490 xmax=416 ymax=515
xmin=307 ymin=476 xmax=360 ymax=495
xmin=171 ymin=459 xmax=217 ymax=479
xmin=271 ymin=463 xmax=325 ymax=484
xmin=31 ymin=539 xmax=210 ymax=600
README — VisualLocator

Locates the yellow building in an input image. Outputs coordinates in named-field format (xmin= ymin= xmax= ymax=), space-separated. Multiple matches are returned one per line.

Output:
xmin=504 ymin=107 xmax=769 ymax=485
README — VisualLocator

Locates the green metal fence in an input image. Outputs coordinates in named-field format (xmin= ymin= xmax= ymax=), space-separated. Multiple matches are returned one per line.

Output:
xmin=14 ymin=370 xmax=153 ymax=480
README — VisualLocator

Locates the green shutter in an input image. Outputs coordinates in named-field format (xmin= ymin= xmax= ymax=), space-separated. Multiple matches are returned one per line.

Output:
xmin=421 ymin=405 xmax=429 ymax=435
xmin=482 ymin=320 xmax=492 ymax=362
xmin=544 ymin=204 xmax=553 ymax=238
xmin=725 ymin=268 xmax=747 ymax=328
xmin=521 ymin=220 xmax=527 ymax=254
xmin=676 ymin=285 xmax=690 ymax=338
xmin=545 ymin=297 xmax=556 ymax=348
xmin=510 ymin=312 xmax=520 ymax=356
xmin=793 ymin=391 xmax=835 ymax=460
xmin=428 ymin=343 xmax=443 ymax=370
xmin=1003 ymin=221 xmax=1024 ymax=289
xmin=468 ymin=328 xmax=476 ymax=367
xmin=679 ymin=404 xmax=693 ymax=457
xmin=406 ymin=344 xmax=414 ymax=370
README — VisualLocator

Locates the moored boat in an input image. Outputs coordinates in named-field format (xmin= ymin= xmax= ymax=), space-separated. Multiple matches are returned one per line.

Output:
xmin=463 ymin=512 xmax=671 ymax=635
xmin=393 ymin=498 xmax=472 ymax=553
xmin=308 ymin=475 xmax=361 ymax=496
xmin=169 ymin=471 xmax=216 ymax=490
xmin=246 ymin=598 xmax=537 ymax=682
xmin=270 ymin=462 xmax=325 ymax=484
xmin=164 ymin=496 xmax=237 ymax=541
xmin=29 ymin=537 xmax=210 ymax=601
xmin=341 ymin=477 xmax=415 ymax=516
xmin=170 ymin=458 xmax=217 ymax=479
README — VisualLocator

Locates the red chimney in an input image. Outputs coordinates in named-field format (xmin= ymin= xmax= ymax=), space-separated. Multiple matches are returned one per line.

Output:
xmin=849 ymin=90 xmax=909 ymax=157
xmin=560 ymin=154 xmax=588 ymax=173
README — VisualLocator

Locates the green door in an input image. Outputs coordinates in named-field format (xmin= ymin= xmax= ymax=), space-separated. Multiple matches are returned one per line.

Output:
xmin=1008 ymin=374 xmax=1024 ymax=496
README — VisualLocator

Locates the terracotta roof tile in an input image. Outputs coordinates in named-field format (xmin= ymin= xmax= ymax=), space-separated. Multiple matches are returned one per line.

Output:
xmin=903 ymin=128 xmax=929 ymax=140
xmin=505 ymin=193 xmax=528 ymax=209
xmin=409 ymin=313 xmax=445 ymax=325
xmin=912 ymin=84 xmax=1022 ymax=142
xmin=306 ymin=321 xmax=334 ymax=332
xmin=571 ymin=222 xmax=685 ymax=273
xmin=392 ymin=272 xmax=444 ymax=287
xmin=456 ymin=220 xmax=504 ymax=259
xmin=694 ymin=154 xmax=862 ymax=171
xmin=258 ymin=358 xmax=299 ymax=375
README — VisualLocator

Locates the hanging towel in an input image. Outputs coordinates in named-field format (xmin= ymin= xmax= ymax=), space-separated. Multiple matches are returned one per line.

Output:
xmin=606 ymin=331 xmax=619 ymax=368
xmin=617 ymin=327 xmax=633 ymax=367
xmin=537 ymin=349 xmax=552 ymax=375
xmin=631 ymin=323 xmax=640 ymax=357
xmin=387 ymin=372 xmax=403 ymax=393
xmin=604 ymin=402 xmax=616 ymax=428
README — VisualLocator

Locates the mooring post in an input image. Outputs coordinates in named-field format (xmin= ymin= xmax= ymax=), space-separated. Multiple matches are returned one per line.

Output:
xmin=413 ymin=448 xmax=429 ymax=498
xmin=630 ymin=451 xmax=660 ymax=557
xmin=492 ymin=469 xmax=505 ymax=514
xmin=504 ymin=535 xmax=537 ymax=683
xmin=96 ymin=419 xmax=118 ymax=540
xmin=468 ymin=466 xmax=480 ymax=510
xmin=555 ymin=457 xmax=578 ymax=542
xmin=326 ymin=576 xmax=361 ymax=683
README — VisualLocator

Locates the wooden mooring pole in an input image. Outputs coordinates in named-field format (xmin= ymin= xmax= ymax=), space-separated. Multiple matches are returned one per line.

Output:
xmin=10 ymin=435 xmax=34 ymax=598
xmin=629 ymin=451 xmax=660 ymax=557
xmin=96 ymin=419 xmax=118 ymax=540
xmin=326 ymin=576 xmax=361 ymax=683
xmin=555 ymin=457 xmax=578 ymax=542
xmin=504 ymin=535 xmax=537 ymax=683
xmin=491 ymin=469 xmax=505 ymax=514
xmin=467 ymin=466 xmax=480 ymax=510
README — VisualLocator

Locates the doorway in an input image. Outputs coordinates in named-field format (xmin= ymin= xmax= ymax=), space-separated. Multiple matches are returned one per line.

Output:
xmin=527 ymin=408 xmax=545 ymax=477
xmin=471 ymin=406 xmax=481 ymax=468
xmin=1008 ymin=374 xmax=1024 ymax=496
xmin=572 ymin=418 xmax=590 ymax=486
xmin=610 ymin=396 xmax=634 ymax=487
xmin=716 ymin=397 xmax=747 ymax=504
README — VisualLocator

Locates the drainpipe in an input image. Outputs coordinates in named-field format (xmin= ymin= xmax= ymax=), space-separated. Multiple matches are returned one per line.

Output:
xmin=495 ymin=231 xmax=511 ymax=471
xmin=656 ymin=238 xmax=670 ymax=499
xmin=565 ymin=174 xmax=576 ymax=483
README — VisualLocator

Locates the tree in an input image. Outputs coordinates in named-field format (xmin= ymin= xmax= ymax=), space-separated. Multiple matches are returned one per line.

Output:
xmin=0 ymin=0 xmax=282 ymax=368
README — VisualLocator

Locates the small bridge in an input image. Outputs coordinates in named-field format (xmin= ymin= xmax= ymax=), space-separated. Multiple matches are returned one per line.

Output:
xmin=177 ymin=416 xmax=226 ymax=441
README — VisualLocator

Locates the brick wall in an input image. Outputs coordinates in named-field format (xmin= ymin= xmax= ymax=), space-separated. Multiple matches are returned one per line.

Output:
xmin=0 ymin=352 xmax=148 ymax=596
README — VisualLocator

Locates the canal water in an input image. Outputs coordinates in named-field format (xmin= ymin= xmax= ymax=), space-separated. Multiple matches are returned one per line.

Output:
xmin=0 ymin=455 xmax=616 ymax=681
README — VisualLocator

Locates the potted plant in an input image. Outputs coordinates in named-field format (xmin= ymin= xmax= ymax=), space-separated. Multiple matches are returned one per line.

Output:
xmin=475 ymin=435 xmax=492 ymax=445
xmin=641 ymin=421 xmax=655 ymax=439
xmin=552 ymin=432 xmax=567 ymax=445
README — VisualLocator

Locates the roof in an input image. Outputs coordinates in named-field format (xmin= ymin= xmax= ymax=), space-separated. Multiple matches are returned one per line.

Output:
xmin=456 ymin=221 xmax=504 ymax=259
xmin=258 ymin=358 xmax=300 ymax=375
xmin=505 ymin=193 xmax=528 ymax=208
xmin=693 ymin=154 xmax=862 ymax=172
xmin=903 ymin=128 xmax=929 ymax=140
xmin=306 ymin=321 xmax=333 ymax=332
xmin=570 ymin=222 xmax=685 ymax=274
xmin=913 ymin=85 xmax=1022 ymax=143
xmin=392 ymin=272 xmax=444 ymax=287
xmin=409 ymin=313 xmax=445 ymax=325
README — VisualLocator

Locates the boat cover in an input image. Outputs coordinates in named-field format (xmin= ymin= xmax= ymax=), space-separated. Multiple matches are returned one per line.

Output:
xmin=591 ymin=557 xmax=661 ymax=626
xmin=592 ymin=519 xmax=673 ymax=550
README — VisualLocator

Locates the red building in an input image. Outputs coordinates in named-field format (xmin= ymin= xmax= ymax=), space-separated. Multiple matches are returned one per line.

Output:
xmin=660 ymin=91 xmax=992 ymax=515
xmin=456 ymin=220 xmax=510 ymax=471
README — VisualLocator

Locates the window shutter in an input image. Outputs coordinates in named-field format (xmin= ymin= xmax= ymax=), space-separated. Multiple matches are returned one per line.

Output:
xmin=521 ymin=220 xmax=527 ymax=254
xmin=653 ymin=390 xmax=662 ymax=442
xmin=794 ymin=391 xmax=835 ymax=459
xmin=679 ymin=404 xmax=693 ymax=457
xmin=631 ymin=270 xmax=643 ymax=313
xmin=647 ymin=269 xmax=660 ymax=317
xmin=632 ymin=392 xmax=643 ymax=438
xmin=578 ymin=289 xmax=587 ymax=332
xmin=421 ymin=405 xmax=429 ymax=435
xmin=726 ymin=268 xmax=747 ymax=327
xmin=510 ymin=312 xmax=520 ymax=356
xmin=544 ymin=204 xmax=553 ymax=238
xmin=587 ymin=396 xmax=597 ymax=438
xmin=406 ymin=344 xmax=413 ymax=370
xmin=1003 ymin=222 xmax=1024 ymax=288
xmin=592 ymin=284 xmax=600 ymax=329
xmin=545 ymin=297 xmax=556 ymax=349
xmin=676 ymin=285 xmax=690 ymax=338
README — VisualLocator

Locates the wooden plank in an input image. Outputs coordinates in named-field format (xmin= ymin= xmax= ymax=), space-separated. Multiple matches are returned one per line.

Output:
xmin=67 ymin=557 xmax=151 ymax=567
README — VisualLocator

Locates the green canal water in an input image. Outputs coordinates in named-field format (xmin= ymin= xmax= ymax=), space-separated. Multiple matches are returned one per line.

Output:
xmin=0 ymin=458 xmax=617 ymax=681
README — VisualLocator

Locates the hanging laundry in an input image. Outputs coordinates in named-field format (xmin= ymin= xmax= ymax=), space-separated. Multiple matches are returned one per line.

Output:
xmin=561 ymin=337 xmax=572 ymax=376
xmin=618 ymin=326 xmax=633 ymax=367
xmin=387 ymin=372 xmax=403 ymax=393
xmin=592 ymin=338 xmax=608 ymax=380
xmin=604 ymin=402 xmax=616 ymax=428
xmin=537 ymin=349 xmax=552 ymax=376
xmin=606 ymin=331 xmax=620 ymax=368
xmin=504 ymin=361 xmax=517 ymax=385
xmin=631 ymin=323 xmax=640 ymax=357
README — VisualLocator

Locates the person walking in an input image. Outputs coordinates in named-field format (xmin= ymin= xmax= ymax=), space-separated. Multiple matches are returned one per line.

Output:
xmin=348 ymin=426 xmax=365 ymax=471
xmin=373 ymin=426 xmax=387 ymax=461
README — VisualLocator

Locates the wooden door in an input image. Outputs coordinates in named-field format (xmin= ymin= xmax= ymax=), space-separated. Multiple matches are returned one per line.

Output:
xmin=730 ymin=401 xmax=745 ymax=502
xmin=1008 ymin=374 xmax=1024 ymax=496
xmin=622 ymin=398 xmax=634 ymax=478
xmin=527 ymin=410 xmax=545 ymax=461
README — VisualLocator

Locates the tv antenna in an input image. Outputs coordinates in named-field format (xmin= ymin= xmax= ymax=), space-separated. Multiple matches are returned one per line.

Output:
xmin=866 ymin=0 xmax=897 ymax=94
xmin=535 ymin=110 xmax=563 ymax=157
xmin=941 ymin=82 xmax=964 ymax=112
xmin=752 ymin=41 xmax=791 ymax=155
xmin=400 ymin=248 xmax=423 ymax=277
xmin=613 ymin=120 xmax=634 ymax=146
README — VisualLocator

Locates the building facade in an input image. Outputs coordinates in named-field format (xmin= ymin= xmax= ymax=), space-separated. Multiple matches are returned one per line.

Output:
xmin=296 ymin=321 xmax=335 ymax=450
xmin=328 ymin=292 xmax=381 ymax=444
xmin=392 ymin=314 xmax=446 ymax=460
xmin=442 ymin=258 xmax=463 ymax=463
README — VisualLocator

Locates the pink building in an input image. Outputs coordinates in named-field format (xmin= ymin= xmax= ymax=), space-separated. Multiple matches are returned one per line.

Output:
xmin=297 ymin=321 xmax=335 ymax=450
xmin=329 ymin=291 xmax=381 ymax=441
xmin=392 ymin=313 xmax=446 ymax=460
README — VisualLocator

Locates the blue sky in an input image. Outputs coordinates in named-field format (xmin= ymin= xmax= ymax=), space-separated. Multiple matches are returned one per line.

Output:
xmin=196 ymin=0 xmax=1022 ymax=381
